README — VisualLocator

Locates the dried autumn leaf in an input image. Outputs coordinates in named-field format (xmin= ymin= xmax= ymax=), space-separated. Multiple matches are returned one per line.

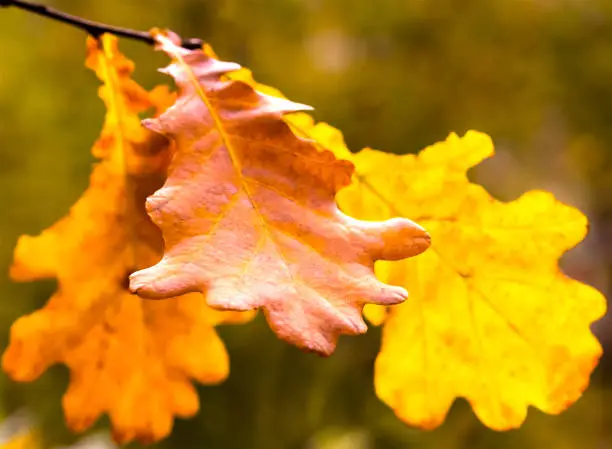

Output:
xmin=2 ymin=35 xmax=249 ymax=445
xmin=129 ymin=32 xmax=431 ymax=356
xmin=329 ymin=130 xmax=604 ymax=430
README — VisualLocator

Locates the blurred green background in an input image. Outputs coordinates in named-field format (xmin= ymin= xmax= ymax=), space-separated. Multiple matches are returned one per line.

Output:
xmin=0 ymin=0 xmax=611 ymax=448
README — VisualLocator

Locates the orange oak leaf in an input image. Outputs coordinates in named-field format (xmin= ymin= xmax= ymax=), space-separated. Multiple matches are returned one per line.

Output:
xmin=2 ymin=35 xmax=249 ymax=445
xmin=129 ymin=32 xmax=431 ymax=356
xmin=318 ymin=129 xmax=605 ymax=430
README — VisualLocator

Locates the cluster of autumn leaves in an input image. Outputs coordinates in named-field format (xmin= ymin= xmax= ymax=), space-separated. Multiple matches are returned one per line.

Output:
xmin=1 ymin=31 xmax=606 ymax=444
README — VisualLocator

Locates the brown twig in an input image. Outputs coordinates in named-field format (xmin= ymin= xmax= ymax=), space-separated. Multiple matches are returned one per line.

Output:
xmin=0 ymin=0 xmax=204 ymax=49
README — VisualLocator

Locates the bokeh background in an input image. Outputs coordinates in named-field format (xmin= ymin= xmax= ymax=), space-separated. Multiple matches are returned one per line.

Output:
xmin=0 ymin=0 xmax=611 ymax=448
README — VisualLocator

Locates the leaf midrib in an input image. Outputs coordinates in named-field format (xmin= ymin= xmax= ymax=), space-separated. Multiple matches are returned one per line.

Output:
xmin=98 ymin=37 xmax=138 ymax=269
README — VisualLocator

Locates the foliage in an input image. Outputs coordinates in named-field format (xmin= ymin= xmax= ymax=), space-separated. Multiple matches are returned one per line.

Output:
xmin=1 ymin=2 xmax=610 ymax=449
xmin=0 ymin=28 xmax=605 ymax=447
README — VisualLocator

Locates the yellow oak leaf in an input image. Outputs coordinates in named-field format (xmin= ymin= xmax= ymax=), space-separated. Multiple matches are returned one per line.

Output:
xmin=129 ymin=32 xmax=431 ymax=356
xmin=336 ymin=131 xmax=605 ymax=430
xmin=2 ymin=35 xmax=248 ymax=445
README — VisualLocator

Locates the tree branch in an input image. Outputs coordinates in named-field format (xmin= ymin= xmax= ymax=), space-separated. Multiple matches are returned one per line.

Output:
xmin=0 ymin=0 xmax=204 ymax=49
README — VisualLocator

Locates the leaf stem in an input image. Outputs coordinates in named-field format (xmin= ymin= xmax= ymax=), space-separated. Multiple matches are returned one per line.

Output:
xmin=0 ymin=0 xmax=204 ymax=49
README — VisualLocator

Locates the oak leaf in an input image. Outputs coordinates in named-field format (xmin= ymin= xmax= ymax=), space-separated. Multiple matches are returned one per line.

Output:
xmin=129 ymin=32 xmax=431 ymax=356
xmin=2 ymin=35 xmax=248 ymax=445
xmin=331 ymin=130 xmax=605 ymax=430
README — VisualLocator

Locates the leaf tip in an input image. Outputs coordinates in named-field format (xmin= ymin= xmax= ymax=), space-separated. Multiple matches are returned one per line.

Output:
xmin=129 ymin=264 xmax=204 ymax=299
xmin=142 ymin=117 xmax=163 ymax=134
xmin=360 ymin=217 xmax=431 ymax=262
